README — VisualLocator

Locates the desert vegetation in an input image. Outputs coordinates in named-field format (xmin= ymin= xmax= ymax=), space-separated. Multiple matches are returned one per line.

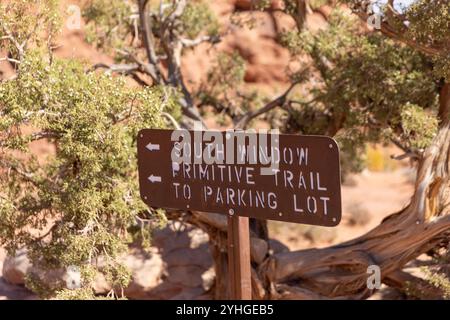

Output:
xmin=0 ymin=0 xmax=449 ymax=300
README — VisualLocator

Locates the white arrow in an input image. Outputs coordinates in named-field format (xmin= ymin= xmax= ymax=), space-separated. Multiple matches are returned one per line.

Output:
xmin=146 ymin=143 xmax=160 ymax=152
xmin=148 ymin=175 xmax=162 ymax=183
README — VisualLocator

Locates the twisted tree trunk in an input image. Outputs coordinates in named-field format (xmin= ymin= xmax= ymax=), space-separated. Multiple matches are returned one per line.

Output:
xmin=260 ymin=119 xmax=449 ymax=299
xmin=191 ymin=83 xmax=450 ymax=299
xmin=260 ymin=82 xmax=450 ymax=298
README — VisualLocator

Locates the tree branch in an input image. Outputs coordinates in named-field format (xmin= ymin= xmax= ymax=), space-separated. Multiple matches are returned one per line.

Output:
xmin=0 ymin=26 xmax=25 ymax=60
xmin=234 ymin=81 xmax=301 ymax=129
xmin=155 ymin=0 xmax=206 ymax=127
xmin=90 ymin=63 xmax=140 ymax=74
xmin=438 ymin=83 xmax=450 ymax=126
xmin=293 ymin=0 xmax=309 ymax=31
xmin=31 ymin=131 xmax=60 ymax=141
xmin=390 ymin=151 xmax=420 ymax=161
xmin=162 ymin=112 xmax=181 ymax=129
xmin=180 ymin=35 xmax=221 ymax=48
xmin=390 ymin=137 xmax=421 ymax=160
xmin=89 ymin=62 xmax=150 ymax=86
xmin=0 ymin=159 xmax=37 ymax=186
xmin=0 ymin=57 xmax=20 ymax=65
xmin=351 ymin=3 xmax=445 ymax=57
xmin=138 ymin=0 xmax=165 ymax=84
xmin=163 ymin=0 xmax=187 ymax=28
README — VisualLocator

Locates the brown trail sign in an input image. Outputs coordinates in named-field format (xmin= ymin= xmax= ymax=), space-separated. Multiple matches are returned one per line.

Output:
xmin=137 ymin=128 xmax=342 ymax=299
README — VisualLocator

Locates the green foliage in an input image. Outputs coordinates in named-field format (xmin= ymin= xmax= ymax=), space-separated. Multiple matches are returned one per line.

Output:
xmin=181 ymin=0 xmax=220 ymax=38
xmin=24 ymin=272 xmax=64 ymax=299
xmin=82 ymin=0 xmax=134 ymax=55
xmin=385 ymin=0 xmax=450 ymax=80
xmin=82 ymin=0 xmax=219 ymax=61
xmin=196 ymin=52 xmax=247 ymax=116
xmin=251 ymin=0 xmax=272 ymax=11
xmin=423 ymin=268 xmax=450 ymax=300
xmin=201 ymin=52 xmax=246 ymax=98
xmin=399 ymin=104 xmax=438 ymax=150
xmin=343 ymin=0 xmax=450 ymax=80
xmin=407 ymin=249 xmax=450 ymax=300
xmin=0 ymin=50 xmax=175 ymax=297
xmin=196 ymin=51 xmax=270 ymax=123
xmin=405 ymin=0 xmax=450 ymax=46
xmin=1 ymin=0 xmax=449 ymax=300
xmin=278 ymin=10 xmax=440 ymax=172
xmin=433 ymin=57 xmax=450 ymax=82
xmin=53 ymin=288 xmax=110 ymax=300
xmin=0 ymin=0 xmax=61 ymax=60
xmin=308 ymin=0 xmax=329 ymax=9
xmin=424 ymin=248 xmax=450 ymax=299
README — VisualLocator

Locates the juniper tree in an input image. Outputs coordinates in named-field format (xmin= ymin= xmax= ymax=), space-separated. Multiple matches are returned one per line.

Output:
xmin=250 ymin=0 xmax=450 ymax=299
xmin=1 ymin=0 xmax=449 ymax=299
xmin=0 ymin=0 xmax=176 ymax=299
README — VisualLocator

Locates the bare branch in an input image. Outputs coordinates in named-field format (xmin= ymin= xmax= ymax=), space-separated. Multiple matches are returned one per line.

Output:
xmin=0 ymin=26 xmax=25 ymax=61
xmin=31 ymin=131 xmax=59 ymax=141
xmin=390 ymin=152 xmax=420 ymax=161
xmin=234 ymin=81 xmax=301 ymax=129
xmin=0 ymin=159 xmax=36 ymax=184
xmin=162 ymin=112 xmax=181 ymax=129
xmin=293 ymin=0 xmax=309 ymax=31
xmin=351 ymin=3 xmax=445 ymax=57
xmin=90 ymin=60 xmax=151 ymax=86
xmin=90 ymin=63 xmax=141 ymax=85
xmin=159 ymin=3 xmax=207 ymax=126
xmin=138 ymin=0 xmax=165 ymax=84
xmin=0 ymin=57 xmax=20 ymax=65
xmin=90 ymin=63 xmax=140 ymax=74
xmin=163 ymin=0 xmax=187 ymax=27
xmin=181 ymin=35 xmax=221 ymax=48
xmin=390 ymin=137 xmax=421 ymax=160
xmin=117 ymin=50 xmax=161 ymax=82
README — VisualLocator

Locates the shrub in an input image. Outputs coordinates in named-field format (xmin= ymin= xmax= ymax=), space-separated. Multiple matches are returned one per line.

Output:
xmin=0 ymin=51 xmax=177 ymax=298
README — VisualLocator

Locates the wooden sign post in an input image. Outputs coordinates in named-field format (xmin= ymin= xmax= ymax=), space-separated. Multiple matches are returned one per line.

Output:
xmin=227 ymin=215 xmax=252 ymax=299
xmin=137 ymin=129 xmax=342 ymax=300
